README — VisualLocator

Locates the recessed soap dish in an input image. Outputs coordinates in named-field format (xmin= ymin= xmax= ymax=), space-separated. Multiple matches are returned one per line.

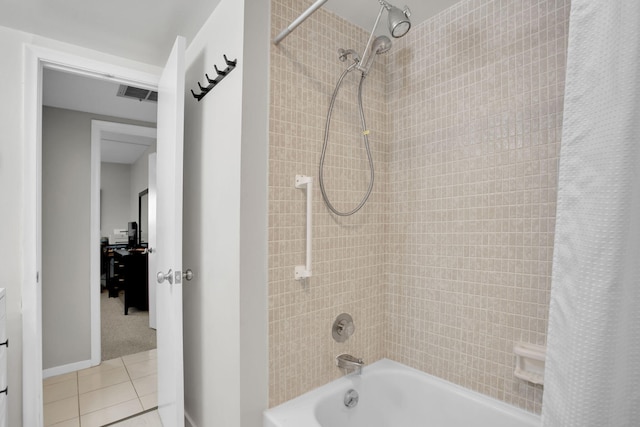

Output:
xmin=514 ymin=343 xmax=546 ymax=385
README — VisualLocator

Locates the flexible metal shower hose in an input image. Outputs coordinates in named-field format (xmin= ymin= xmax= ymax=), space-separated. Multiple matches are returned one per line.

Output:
xmin=319 ymin=63 xmax=375 ymax=216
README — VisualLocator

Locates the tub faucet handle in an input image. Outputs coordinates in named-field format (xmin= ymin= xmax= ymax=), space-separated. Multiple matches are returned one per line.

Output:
xmin=332 ymin=313 xmax=355 ymax=342
xmin=336 ymin=353 xmax=365 ymax=375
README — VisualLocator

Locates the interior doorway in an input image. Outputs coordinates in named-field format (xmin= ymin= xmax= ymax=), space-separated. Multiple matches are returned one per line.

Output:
xmin=24 ymin=38 xmax=187 ymax=427
xmin=40 ymin=68 xmax=159 ymax=425
xmin=92 ymin=119 xmax=158 ymax=363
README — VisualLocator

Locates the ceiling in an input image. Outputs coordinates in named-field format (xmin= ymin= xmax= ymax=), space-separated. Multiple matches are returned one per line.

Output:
xmin=99 ymin=130 xmax=156 ymax=165
xmin=0 ymin=0 xmax=220 ymax=65
xmin=42 ymin=68 xmax=156 ymax=164
xmin=43 ymin=69 xmax=157 ymax=124
xmin=21 ymin=0 xmax=460 ymax=163
xmin=323 ymin=0 xmax=458 ymax=36
xmin=0 ymin=0 xmax=459 ymax=66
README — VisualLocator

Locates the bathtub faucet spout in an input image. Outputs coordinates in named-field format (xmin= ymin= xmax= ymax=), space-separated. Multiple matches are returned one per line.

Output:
xmin=336 ymin=354 xmax=364 ymax=375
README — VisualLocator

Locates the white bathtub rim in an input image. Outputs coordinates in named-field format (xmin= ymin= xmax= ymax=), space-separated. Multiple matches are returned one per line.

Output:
xmin=264 ymin=358 xmax=541 ymax=426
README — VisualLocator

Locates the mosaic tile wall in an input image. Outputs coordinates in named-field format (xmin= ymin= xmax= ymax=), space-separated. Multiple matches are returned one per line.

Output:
xmin=269 ymin=0 xmax=570 ymax=414
xmin=269 ymin=0 xmax=389 ymax=407
xmin=385 ymin=0 xmax=569 ymax=413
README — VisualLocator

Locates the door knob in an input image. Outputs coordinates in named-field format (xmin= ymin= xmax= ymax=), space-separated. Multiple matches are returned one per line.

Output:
xmin=183 ymin=269 xmax=194 ymax=281
xmin=157 ymin=269 xmax=173 ymax=284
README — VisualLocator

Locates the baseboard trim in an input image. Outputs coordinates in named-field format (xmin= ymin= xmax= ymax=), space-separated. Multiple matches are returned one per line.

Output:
xmin=43 ymin=359 xmax=94 ymax=379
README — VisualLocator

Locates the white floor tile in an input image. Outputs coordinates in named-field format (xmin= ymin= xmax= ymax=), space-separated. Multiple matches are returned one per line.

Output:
xmin=44 ymin=396 xmax=78 ymax=426
xmin=132 ymin=374 xmax=157 ymax=397
xmin=125 ymin=358 xmax=157 ymax=380
xmin=43 ymin=350 xmax=158 ymax=426
xmin=43 ymin=372 xmax=77 ymax=387
xmin=109 ymin=410 xmax=162 ymax=426
xmin=79 ymin=381 xmax=138 ymax=415
xmin=139 ymin=393 xmax=158 ymax=411
xmin=44 ymin=378 xmax=78 ymax=404
xmin=123 ymin=349 xmax=157 ymax=366
xmin=78 ymin=365 xmax=130 ymax=394
xmin=78 ymin=357 xmax=124 ymax=377
xmin=80 ymin=398 xmax=143 ymax=427
xmin=48 ymin=418 xmax=80 ymax=427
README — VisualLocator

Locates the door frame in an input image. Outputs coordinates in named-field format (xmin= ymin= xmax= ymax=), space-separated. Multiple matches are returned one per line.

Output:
xmin=23 ymin=44 xmax=160 ymax=426
xmin=89 ymin=120 xmax=158 ymax=369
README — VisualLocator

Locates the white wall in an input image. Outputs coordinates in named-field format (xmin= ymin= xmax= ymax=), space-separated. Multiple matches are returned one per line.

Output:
xmin=103 ymin=143 xmax=157 ymax=241
xmin=101 ymin=162 xmax=132 ymax=239
xmin=42 ymin=106 xmax=92 ymax=370
xmin=1 ymin=25 xmax=159 ymax=420
xmin=182 ymin=0 xmax=269 ymax=425
xmin=238 ymin=0 xmax=269 ymax=425
xmin=130 ymin=143 xmax=156 ymax=225
xmin=41 ymin=106 xmax=155 ymax=372
xmin=1 ymin=1 xmax=268 ymax=421
xmin=182 ymin=0 xmax=243 ymax=423
xmin=0 ymin=27 xmax=35 ymax=426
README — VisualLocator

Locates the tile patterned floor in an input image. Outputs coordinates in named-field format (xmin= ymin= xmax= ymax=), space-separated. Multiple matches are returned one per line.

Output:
xmin=43 ymin=349 xmax=157 ymax=427
xmin=109 ymin=410 xmax=162 ymax=426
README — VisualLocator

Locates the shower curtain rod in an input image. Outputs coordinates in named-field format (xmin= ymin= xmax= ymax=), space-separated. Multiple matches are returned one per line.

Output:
xmin=273 ymin=0 xmax=328 ymax=45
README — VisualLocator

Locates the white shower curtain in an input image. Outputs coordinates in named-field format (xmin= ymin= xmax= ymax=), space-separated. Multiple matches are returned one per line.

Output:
xmin=542 ymin=1 xmax=640 ymax=426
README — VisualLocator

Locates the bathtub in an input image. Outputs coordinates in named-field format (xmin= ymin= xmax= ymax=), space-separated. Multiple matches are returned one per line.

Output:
xmin=264 ymin=358 xmax=540 ymax=427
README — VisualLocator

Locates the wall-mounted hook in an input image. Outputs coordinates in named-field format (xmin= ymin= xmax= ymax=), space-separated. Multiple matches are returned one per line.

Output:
xmin=190 ymin=89 xmax=205 ymax=101
xmin=190 ymin=54 xmax=238 ymax=102
xmin=214 ymin=64 xmax=227 ymax=76
xmin=205 ymin=74 xmax=217 ymax=85
xmin=224 ymin=54 xmax=237 ymax=67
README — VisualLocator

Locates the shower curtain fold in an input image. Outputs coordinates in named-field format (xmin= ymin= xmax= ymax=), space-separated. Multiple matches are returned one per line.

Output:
xmin=542 ymin=1 xmax=640 ymax=426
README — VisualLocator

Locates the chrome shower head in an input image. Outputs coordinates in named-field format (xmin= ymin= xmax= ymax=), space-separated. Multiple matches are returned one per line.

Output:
xmin=350 ymin=1 xmax=411 ymax=75
xmin=387 ymin=4 xmax=411 ymax=38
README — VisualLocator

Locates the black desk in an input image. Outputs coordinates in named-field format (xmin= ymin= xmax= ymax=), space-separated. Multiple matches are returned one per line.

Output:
xmin=104 ymin=246 xmax=148 ymax=315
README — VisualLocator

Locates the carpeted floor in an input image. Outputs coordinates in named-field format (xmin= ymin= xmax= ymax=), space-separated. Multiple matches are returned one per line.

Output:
xmin=101 ymin=289 xmax=156 ymax=361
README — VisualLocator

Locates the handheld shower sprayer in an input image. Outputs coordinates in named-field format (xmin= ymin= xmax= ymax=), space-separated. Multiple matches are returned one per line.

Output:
xmin=361 ymin=36 xmax=392 ymax=74
xmin=372 ymin=35 xmax=393 ymax=54
xmin=320 ymin=1 xmax=412 ymax=216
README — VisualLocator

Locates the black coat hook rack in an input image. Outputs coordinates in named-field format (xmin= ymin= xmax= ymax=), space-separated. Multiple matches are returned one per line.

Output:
xmin=190 ymin=54 xmax=238 ymax=101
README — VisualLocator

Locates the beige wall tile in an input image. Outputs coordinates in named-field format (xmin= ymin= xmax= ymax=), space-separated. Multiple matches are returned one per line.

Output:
xmin=269 ymin=0 xmax=389 ymax=407
xmin=269 ymin=0 xmax=570 ymax=415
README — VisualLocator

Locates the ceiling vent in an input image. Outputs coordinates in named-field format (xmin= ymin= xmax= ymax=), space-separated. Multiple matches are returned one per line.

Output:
xmin=117 ymin=85 xmax=158 ymax=103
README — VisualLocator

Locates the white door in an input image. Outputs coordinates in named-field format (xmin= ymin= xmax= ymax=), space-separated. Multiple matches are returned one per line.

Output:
xmin=155 ymin=36 xmax=186 ymax=426
xmin=148 ymin=153 xmax=157 ymax=330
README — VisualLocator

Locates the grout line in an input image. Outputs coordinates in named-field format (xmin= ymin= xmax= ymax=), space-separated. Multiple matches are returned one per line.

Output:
xmin=131 ymin=377 xmax=141 ymax=399
xmin=43 ymin=376 xmax=78 ymax=406
xmin=122 ymin=356 xmax=134 ymax=382
xmin=100 ymin=406 xmax=159 ymax=427
xmin=45 ymin=351 xmax=156 ymax=427
xmin=79 ymin=396 xmax=138 ymax=415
